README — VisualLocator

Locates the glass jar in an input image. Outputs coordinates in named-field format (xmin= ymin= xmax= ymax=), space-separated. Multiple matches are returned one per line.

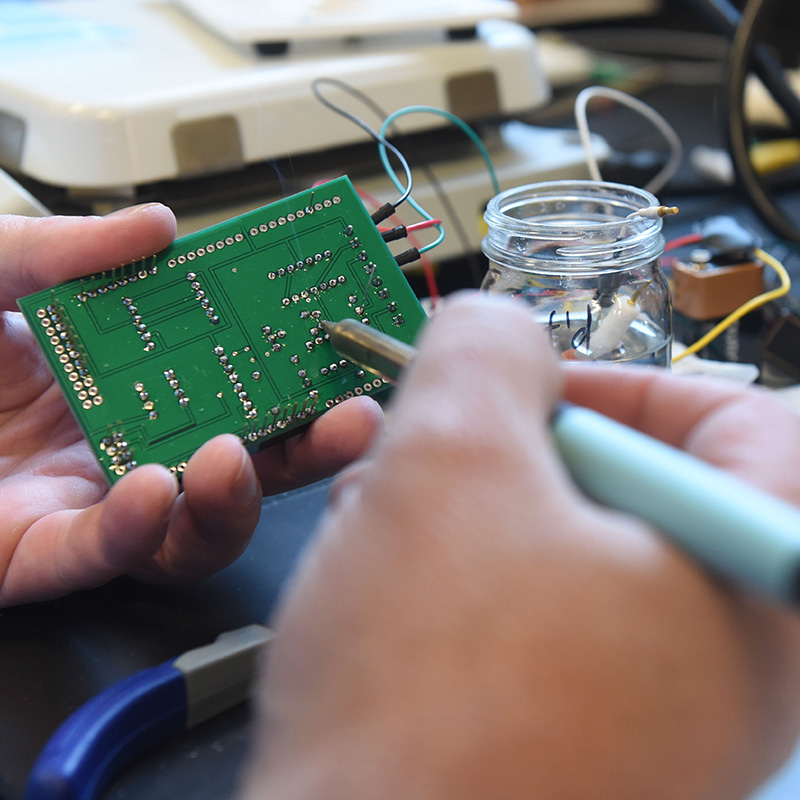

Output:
xmin=481 ymin=180 xmax=672 ymax=366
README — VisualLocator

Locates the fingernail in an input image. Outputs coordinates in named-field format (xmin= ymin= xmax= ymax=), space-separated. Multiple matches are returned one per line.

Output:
xmin=104 ymin=202 xmax=167 ymax=219
xmin=232 ymin=445 xmax=260 ymax=506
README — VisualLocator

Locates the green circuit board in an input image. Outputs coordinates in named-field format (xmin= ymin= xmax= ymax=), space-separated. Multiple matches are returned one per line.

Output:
xmin=18 ymin=177 xmax=427 ymax=483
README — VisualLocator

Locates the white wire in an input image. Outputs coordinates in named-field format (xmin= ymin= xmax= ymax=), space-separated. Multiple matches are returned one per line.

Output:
xmin=573 ymin=85 xmax=684 ymax=195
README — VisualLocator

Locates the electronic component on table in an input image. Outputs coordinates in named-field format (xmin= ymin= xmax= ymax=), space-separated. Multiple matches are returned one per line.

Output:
xmin=672 ymin=249 xmax=765 ymax=362
xmin=18 ymin=177 xmax=427 ymax=484
xmin=672 ymin=250 xmax=765 ymax=321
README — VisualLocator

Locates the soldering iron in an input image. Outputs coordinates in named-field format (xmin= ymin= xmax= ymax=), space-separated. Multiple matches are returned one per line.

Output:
xmin=322 ymin=317 xmax=800 ymax=609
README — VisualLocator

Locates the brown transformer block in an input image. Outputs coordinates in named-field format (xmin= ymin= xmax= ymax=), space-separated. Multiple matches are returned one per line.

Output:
xmin=672 ymin=260 xmax=764 ymax=321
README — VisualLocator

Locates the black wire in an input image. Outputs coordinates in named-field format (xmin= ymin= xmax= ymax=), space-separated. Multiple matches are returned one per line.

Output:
xmin=691 ymin=0 xmax=800 ymax=130
xmin=726 ymin=0 xmax=800 ymax=245
xmin=310 ymin=77 xmax=413 ymax=209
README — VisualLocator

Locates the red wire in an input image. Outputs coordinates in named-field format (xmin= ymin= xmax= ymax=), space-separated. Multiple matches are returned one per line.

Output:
xmin=378 ymin=220 xmax=442 ymax=234
xmin=378 ymin=219 xmax=442 ymax=233
xmin=418 ymin=252 xmax=440 ymax=308
xmin=664 ymin=233 xmax=703 ymax=252
xmin=406 ymin=219 xmax=442 ymax=233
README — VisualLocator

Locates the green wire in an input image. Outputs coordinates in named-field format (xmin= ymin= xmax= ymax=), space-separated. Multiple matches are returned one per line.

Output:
xmin=378 ymin=105 xmax=500 ymax=255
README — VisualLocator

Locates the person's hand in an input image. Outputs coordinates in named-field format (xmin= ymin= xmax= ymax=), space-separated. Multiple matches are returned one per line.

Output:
xmin=240 ymin=292 xmax=800 ymax=800
xmin=0 ymin=207 xmax=382 ymax=606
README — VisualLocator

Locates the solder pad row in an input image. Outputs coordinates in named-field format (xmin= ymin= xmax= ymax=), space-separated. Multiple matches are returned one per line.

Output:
xmin=35 ymin=304 xmax=103 ymax=410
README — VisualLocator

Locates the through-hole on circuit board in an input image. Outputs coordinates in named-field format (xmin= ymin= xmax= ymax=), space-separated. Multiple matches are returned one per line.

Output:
xmin=18 ymin=176 xmax=427 ymax=483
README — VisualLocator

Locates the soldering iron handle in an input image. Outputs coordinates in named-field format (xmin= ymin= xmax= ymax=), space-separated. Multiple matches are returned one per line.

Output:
xmin=552 ymin=403 xmax=800 ymax=607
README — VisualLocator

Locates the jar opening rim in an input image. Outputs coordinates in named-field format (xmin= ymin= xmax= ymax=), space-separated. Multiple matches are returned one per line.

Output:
xmin=481 ymin=180 xmax=666 ymax=270
xmin=484 ymin=179 xmax=663 ymax=234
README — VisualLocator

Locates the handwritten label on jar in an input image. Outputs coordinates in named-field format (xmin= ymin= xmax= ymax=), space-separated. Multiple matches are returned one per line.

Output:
xmin=546 ymin=306 xmax=593 ymax=351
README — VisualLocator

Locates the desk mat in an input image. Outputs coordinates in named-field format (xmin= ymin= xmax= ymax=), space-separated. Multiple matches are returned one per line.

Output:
xmin=0 ymin=478 xmax=331 ymax=800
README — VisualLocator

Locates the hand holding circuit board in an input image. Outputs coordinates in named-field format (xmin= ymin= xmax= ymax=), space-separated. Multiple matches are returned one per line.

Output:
xmin=2 ymin=188 xmax=405 ymax=607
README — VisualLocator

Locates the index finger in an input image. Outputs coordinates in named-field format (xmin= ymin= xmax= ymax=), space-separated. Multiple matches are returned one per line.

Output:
xmin=393 ymin=291 xmax=563 ymax=437
xmin=361 ymin=292 xmax=576 ymax=507
xmin=1 ymin=204 xmax=177 ymax=310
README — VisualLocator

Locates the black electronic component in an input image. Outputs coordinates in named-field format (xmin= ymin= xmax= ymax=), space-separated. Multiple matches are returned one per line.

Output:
xmin=694 ymin=215 xmax=761 ymax=263
xmin=763 ymin=306 xmax=800 ymax=379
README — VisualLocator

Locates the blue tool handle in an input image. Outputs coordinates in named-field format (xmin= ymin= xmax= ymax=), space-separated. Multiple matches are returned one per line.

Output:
xmin=24 ymin=661 xmax=186 ymax=800
xmin=552 ymin=404 xmax=800 ymax=605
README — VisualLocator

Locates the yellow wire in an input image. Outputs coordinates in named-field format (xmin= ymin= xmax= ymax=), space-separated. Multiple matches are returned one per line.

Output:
xmin=672 ymin=247 xmax=791 ymax=363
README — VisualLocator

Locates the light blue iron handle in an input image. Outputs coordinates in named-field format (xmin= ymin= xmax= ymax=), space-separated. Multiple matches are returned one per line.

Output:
xmin=553 ymin=403 xmax=800 ymax=605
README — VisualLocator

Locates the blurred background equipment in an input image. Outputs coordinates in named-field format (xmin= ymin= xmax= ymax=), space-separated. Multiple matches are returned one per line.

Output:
xmin=0 ymin=0 xmax=605 ymax=264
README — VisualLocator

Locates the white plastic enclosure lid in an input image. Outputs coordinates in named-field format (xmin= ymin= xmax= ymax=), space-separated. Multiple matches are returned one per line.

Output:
xmin=0 ymin=0 xmax=550 ymax=190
